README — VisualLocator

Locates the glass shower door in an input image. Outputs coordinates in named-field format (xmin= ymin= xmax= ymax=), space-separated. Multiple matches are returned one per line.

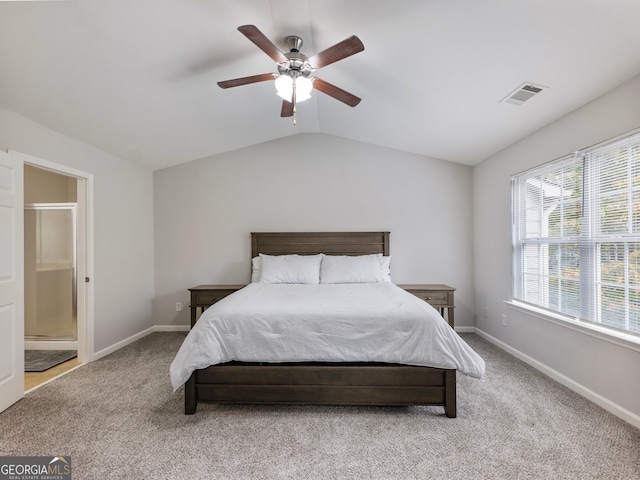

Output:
xmin=24 ymin=204 xmax=77 ymax=340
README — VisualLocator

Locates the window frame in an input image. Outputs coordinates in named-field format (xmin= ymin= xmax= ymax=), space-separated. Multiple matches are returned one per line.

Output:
xmin=511 ymin=128 xmax=640 ymax=340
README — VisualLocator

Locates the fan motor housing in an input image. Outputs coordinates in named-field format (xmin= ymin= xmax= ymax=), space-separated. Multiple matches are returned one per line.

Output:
xmin=279 ymin=54 xmax=312 ymax=79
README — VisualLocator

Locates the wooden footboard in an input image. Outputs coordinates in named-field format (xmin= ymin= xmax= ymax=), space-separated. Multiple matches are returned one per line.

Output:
xmin=185 ymin=363 xmax=456 ymax=418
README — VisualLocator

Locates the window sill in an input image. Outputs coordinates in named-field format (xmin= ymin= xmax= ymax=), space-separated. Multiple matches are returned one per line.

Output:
xmin=505 ymin=300 xmax=640 ymax=353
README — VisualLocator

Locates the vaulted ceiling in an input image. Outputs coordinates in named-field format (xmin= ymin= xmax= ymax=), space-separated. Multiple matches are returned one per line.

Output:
xmin=1 ymin=0 xmax=640 ymax=171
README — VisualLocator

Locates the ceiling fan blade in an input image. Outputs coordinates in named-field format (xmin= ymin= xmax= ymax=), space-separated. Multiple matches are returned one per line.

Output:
xmin=307 ymin=35 xmax=364 ymax=69
xmin=313 ymin=78 xmax=361 ymax=107
xmin=280 ymin=100 xmax=294 ymax=117
xmin=238 ymin=25 xmax=288 ymax=64
xmin=217 ymin=73 xmax=275 ymax=89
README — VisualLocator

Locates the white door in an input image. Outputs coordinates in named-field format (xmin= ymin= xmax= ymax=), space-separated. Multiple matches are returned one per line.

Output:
xmin=0 ymin=150 xmax=24 ymax=412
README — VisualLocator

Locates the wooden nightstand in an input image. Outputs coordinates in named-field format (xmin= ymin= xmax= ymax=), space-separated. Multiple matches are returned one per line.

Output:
xmin=189 ymin=285 xmax=246 ymax=327
xmin=398 ymin=284 xmax=455 ymax=328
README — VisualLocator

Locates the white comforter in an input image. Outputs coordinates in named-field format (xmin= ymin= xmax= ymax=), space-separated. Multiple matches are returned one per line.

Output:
xmin=170 ymin=283 xmax=485 ymax=390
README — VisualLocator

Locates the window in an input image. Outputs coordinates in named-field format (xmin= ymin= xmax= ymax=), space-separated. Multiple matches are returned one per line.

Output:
xmin=512 ymin=130 xmax=640 ymax=336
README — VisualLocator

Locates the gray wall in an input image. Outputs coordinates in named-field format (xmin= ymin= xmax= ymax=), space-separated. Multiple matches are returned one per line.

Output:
xmin=153 ymin=133 xmax=474 ymax=328
xmin=0 ymin=107 xmax=155 ymax=353
xmin=473 ymin=74 xmax=640 ymax=425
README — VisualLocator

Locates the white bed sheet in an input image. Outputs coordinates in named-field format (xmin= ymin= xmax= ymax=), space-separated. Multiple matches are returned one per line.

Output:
xmin=170 ymin=283 xmax=485 ymax=390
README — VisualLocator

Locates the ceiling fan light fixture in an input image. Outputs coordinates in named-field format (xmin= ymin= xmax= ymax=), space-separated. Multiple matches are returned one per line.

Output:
xmin=275 ymin=74 xmax=312 ymax=102
xmin=218 ymin=26 xmax=364 ymax=118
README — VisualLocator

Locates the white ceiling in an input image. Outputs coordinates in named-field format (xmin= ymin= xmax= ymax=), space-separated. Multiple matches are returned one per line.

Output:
xmin=2 ymin=0 xmax=640 ymax=171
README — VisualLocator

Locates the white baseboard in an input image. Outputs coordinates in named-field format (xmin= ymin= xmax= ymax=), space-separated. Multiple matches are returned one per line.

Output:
xmin=475 ymin=328 xmax=640 ymax=431
xmin=93 ymin=325 xmax=189 ymax=360
xmin=455 ymin=326 xmax=475 ymax=333
xmin=153 ymin=325 xmax=190 ymax=332
xmin=93 ymin=327 xmax=155 ymax=360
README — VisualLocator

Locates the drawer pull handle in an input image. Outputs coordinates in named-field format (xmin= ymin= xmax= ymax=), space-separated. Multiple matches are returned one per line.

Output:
xmin=426 ymin=297 xmax=432 ymax=301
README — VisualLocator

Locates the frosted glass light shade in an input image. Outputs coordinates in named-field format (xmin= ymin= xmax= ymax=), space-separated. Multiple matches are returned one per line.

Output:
xmin=275 ymin=75 xmax=293 ymax=100
xmin=275 ymin=75 xmax=312 ymax=102
xmin=296 ymin=77 xmax=312 ymax=101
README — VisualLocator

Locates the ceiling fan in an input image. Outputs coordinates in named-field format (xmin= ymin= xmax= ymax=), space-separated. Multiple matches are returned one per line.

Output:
xmin=217 ymin=25 xmax=364 ymax=122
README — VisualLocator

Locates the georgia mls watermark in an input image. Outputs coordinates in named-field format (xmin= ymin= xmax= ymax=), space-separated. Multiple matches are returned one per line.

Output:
xmin=0 ymin=457 xmax=71 ymax=480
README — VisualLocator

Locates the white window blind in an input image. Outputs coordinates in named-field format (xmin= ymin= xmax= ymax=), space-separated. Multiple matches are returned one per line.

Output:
xmin=512 ymin=130 xmax=640 ymax=336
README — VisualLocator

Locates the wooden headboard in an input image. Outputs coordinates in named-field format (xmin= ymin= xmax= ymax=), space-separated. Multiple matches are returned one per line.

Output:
xmin=251 ymin=232 xmax=390 ymax=257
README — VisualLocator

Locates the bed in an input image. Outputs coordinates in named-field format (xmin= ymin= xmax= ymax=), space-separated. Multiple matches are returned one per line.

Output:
xmin=172 ymin=232 xmax=484 ymax=417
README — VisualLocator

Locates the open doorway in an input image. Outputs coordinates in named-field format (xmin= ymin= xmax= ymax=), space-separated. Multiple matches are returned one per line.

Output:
xmin=21 ymin=159 xmax=93 ymax=391
xmin=14 ymin=152 xmax=93 ymax=392
xmin=23 ymin=166 xmax=82 ymax=387
xmin=24 ymin=167 xmax=78 ymax=348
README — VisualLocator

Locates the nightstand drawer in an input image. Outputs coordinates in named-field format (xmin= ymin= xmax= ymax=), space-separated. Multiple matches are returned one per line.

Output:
xmin=195 ymin=291 xmax=234 ymax=305
xmin=408 ymin=290 xmax=449 ymax=306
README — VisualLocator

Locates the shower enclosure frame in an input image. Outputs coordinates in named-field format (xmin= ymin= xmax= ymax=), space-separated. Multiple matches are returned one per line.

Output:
xmin=24 ymin=202 xmax=78 ymax=345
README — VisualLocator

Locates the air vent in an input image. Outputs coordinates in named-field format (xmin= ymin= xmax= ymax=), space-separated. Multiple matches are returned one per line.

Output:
xmin=500 ymin=82 xmax=547 ymax=106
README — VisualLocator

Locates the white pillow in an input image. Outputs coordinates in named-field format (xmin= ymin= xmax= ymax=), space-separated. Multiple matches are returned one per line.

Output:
xmin=259 ymin=254 xmax=322 ymax=284
xmin=320 ymin=254 xmax=387 ymax=284
xmin=380 ymin=255 xmax=392 ymax=282
xmin=250 ymin=256 xmax=261 ymax=282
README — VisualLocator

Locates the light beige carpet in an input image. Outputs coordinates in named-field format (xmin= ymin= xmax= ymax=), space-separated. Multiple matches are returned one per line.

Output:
xmin=0 ymin=333 xmax=638 ymax=479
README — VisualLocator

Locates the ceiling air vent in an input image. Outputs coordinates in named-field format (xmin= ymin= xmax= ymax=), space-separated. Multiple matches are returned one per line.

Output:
xmin=500 ymin=82 xmax=547 ymax=106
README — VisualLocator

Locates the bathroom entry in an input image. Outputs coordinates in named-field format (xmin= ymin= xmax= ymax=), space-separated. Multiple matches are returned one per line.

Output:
xmin=24 ymin=204 xmax=77 ymax=340
xmin=24 ymin=166 xmax=78 ymax=346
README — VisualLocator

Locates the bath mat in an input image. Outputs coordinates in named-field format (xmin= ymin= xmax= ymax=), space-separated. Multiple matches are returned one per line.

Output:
xmin=24 ymin=350 xmax=77 ymax=372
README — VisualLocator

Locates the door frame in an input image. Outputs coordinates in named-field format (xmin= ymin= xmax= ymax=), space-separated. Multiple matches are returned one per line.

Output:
xmin=10 ymin=151 xmax=94 ymax=363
